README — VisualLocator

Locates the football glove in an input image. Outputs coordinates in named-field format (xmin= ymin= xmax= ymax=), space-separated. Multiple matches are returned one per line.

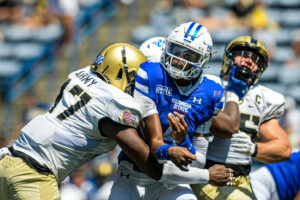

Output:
xmin=230 ymin=132 xmax=258 ymax=157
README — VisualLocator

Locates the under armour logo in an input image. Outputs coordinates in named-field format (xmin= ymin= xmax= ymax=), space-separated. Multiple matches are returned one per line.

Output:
xmin=193 ymin=97 xmax=202 ymax=104
xmin=120 ymin=172 xmax=130 ymax=179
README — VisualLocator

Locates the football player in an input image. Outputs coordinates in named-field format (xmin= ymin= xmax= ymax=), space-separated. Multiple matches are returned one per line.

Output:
xmin=109 ymin=22 xmax=248 ymax=200
xmin=250 ymin=149 xmax=300 ymax=200
xmin=0 ymin=43 xmax=207 ymax=200
xmin=191 ymin=36 xmax=292 ymax=199
xmin=139 ymin=36 xmax=166 ymax=62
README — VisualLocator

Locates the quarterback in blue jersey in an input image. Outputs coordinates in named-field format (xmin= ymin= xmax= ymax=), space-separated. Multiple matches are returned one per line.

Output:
xmin=109 ymin=22 xmax=248 ymax=200
xmin=250 ymin=150 xmax=300 ymax=200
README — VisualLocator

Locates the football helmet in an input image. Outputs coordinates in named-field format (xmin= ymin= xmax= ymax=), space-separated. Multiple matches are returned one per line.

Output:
xmin=162 ymin=22 xmax=213 ymax=80
xmin=139 ymin=36 xmax=166 ymax=62
xmin=221 ymin=36 xmax=268 ymax=86
xmin=91 ymin=43 xmax=147 ymax=95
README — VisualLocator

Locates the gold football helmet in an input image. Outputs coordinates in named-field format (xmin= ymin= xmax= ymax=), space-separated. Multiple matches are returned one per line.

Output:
xmin=221 ymin=36 xmax=268 ymax=86
xmin=90 ymin=43 xmax=147 ymax=95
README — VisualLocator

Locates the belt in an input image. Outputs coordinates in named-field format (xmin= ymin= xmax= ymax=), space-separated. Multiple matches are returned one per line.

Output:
xmin=8 ymin=147 xmax=52 ymax=175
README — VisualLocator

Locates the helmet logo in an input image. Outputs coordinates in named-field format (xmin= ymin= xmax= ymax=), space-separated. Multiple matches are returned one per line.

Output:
xmin=184 ymin=22 xmax=202 ymax=43
xmin=152 ymin=39 xmax=165 ymax=48
xmin=207 ymin=44 xmax=212 ymax=52
xmin=95 ymin=55 xmax=104 ymax=65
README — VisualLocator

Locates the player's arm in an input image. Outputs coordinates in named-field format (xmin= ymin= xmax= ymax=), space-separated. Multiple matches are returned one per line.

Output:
xmin=140 ymin=113 xmax=164 ymax=157
xmin=134 ymin=88 xmax=196 ymax=170
xmin=141 ymin=113 xmax=196 ymax=171
xmin=99 ymin=117 xmax=232 ymax=184
xmin=169 ymin=112 xmax=208 ymax=169
xmin=210 ymin=101 xmax=240 ymax=138
xmin=231 ymin=118 xmax=291 ymax=163
xmin=255 ymin=118 xmax=291 ymax=163
xmin=211 ymin=66 xmax=249 ymax=138
xmin=165 ymin=113 xmax=235 ymax=185
xmin=99 ymin=117 xmax=163 ymax=180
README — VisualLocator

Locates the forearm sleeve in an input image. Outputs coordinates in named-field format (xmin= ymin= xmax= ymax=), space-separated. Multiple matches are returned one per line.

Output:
xmin=190 ymin=136 xmax=209 ymax=169
xmin=159 ymin=161 xmax=209 ymax=184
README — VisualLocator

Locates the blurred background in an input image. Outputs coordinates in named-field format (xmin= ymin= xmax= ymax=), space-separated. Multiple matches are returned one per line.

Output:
xmin=0 ymin=0 xmax=299 ymax=199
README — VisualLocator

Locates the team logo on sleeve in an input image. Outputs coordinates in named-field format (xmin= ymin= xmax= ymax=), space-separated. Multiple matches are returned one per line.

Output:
xmin=121 ymin=111 xmax=136 ymax=125
xmin=214 ymin=90 xmax=223 ymax=98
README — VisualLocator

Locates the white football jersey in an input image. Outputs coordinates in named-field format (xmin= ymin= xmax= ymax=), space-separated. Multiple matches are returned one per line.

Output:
xmin=13 ymin=66 xmax=142 ymax=182
xmin=205 ymin=75 xmax=285 ymax=165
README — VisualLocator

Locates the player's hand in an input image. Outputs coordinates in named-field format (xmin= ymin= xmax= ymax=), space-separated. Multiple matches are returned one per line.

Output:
xmin=168 ymin=112 xmax=188 ymax=144
xmin=227 ymin=66 xmax=249 ymax=99
xmin=208 ymin=164 xmax=235 ymax=186
xmin=167 ymin=146 xmax=196 ymax=171
xmin=230 ymin=132 xmax=257 ymax=156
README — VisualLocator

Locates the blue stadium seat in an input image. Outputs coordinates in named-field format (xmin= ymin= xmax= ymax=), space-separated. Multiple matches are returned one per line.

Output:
xmin=0 ymin=43 xmax=13 ymax=59
xmin=210 ymin=44 xmax=224 ymax=62
xmin=3 ymin=24 xmax=34 ymax=42
xmin=33 ymin=23 xmax=64 ymax=43
xmin=269 ymin=29 xmax=294 ymax=46
xmin=272 ymin=46 xmax=294 ymax=63
xmin=131 ymin=25 xmax=157 ymax=43
xmin=267 ymin=8 xmax=282 ymax=24
xmin=286 ymin=85 xmax=300 ymax=104
xmin=260 ymin=63 xmax=279 ymax=82
xmin=280 ymin=10 xmax=300 ymax=27
xmin=0 ymin=59 xmax=21 ymax=77
xmin=204 ymin=62 xmax=221 ymax=76
xmin=211 ymin=29 xmax=248 ymax=45
xmin=13 ymin=43 xmax=45 ymax=60
xmin=262 ymin=83 xmax=287 ymax=95
xmin=277 ymin=0 xmax=300 ymax=8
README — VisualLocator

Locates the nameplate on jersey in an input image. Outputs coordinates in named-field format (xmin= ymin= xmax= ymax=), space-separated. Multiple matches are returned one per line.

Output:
xmin=156 ymin=85 xmax=172 ymax=96
xmin=75 ymin=71 xmax=98 ymax=87
xmin=172 ymin=98 xmax=191 ymax=114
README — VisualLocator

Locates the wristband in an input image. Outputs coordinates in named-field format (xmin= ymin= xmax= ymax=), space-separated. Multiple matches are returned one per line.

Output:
xmin=156 ymin=145 xmax=172 ymax=160
xmin=178 ymin=137 xmax=196 ymax=155
xmin=225 ymin=91 xmax=239 ymax=104
xmin=251 ymin=143 xmax=258 ymax=157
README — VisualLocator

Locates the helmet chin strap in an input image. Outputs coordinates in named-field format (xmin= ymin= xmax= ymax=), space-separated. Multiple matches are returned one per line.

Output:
xmin=121 ymin=46 xmax=133 ymax=95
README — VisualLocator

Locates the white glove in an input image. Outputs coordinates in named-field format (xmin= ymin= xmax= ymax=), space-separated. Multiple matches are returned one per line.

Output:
xmin=230 ymin=132 xmax=258 ymax=157
xmin=0 ymin=147 xmax=11 ymax=160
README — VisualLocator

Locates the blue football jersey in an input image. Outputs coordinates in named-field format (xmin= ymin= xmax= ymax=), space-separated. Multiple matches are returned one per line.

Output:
xmin=118 ymin=61 xmax=224 ymax=168
xmin=266 ymin=150 xmax=300 ymax=200
xmin=135 ymin=61 xmax=224 ymax=141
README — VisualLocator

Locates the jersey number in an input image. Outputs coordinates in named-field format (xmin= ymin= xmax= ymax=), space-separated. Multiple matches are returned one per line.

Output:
xmin=49 ymin=79 xmax=92 ymax=120
xmin=240 ymin=113 xmax=260 ymax=139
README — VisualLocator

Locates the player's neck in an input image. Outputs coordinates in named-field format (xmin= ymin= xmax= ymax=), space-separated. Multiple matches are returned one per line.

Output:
xmin=174 ymin=79 xmax=192 ymax=87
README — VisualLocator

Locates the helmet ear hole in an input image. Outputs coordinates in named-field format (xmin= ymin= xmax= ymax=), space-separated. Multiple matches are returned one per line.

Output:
xmin=116 ymin=68 xmax=123 ymax=80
